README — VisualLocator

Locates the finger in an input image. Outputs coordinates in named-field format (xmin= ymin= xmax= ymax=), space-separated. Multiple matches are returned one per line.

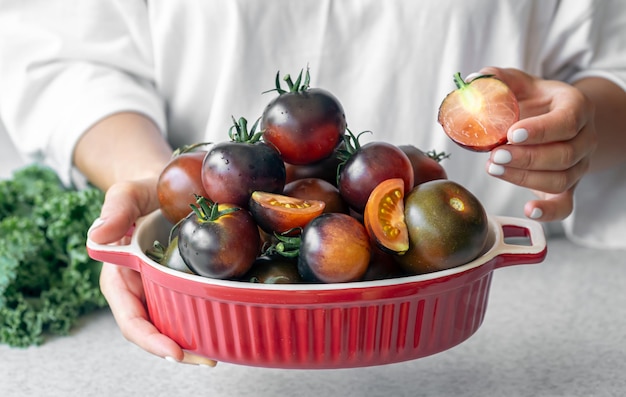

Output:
xmin=100 ymin=263 xmax=185 ymax=361
xmin=486 ymin=155 xmax=589 ymax=194
xmin=181 ymin=352 xmax=218 ymax=367
xmin=524 ymin=188 xmax=575 ymax=222
xmin=89 ymin=178 xmax=160 ymax=244
xmin=489 ymin=124 xmax=596 ymax=172
xmin=484 ymin=67 xmax=594 ymax=145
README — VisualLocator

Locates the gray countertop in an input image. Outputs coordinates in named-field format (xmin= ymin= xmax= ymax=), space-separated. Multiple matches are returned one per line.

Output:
xmin=1 ymin=236 xmax=625 ymax=397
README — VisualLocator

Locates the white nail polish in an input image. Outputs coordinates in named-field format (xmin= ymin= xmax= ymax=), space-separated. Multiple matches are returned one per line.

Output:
xmin=87 ymin=217 xmax=106 ymax=236
xmin=492 ymin=149 xmax=512 ymax=164
xmin=510 ymin=128 xmax=528 ymax=143
xmin=464 ymin=73 xmax=479 ymax=82
xmin=529 ymin=208 xmax=543 ymax=219
xmin=488 ymin=163 xmax=505 ymax=176
xmin=164 ymin=356 xmax=179 ymax=363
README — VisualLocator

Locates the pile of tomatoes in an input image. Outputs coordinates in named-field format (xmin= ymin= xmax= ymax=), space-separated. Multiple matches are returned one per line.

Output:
xmin=150 ymin=68 xmax=492 ymax=284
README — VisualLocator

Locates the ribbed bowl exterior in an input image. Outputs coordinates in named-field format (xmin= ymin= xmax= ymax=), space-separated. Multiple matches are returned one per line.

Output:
xmin=140 ymin=260 xmax=494 ymax=369
xmin=87 ymin=210 xmax=547 ymax=369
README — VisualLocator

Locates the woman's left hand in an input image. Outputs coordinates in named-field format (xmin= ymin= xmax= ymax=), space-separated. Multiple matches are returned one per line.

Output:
xmin=476 ymin=67 xmax=597 ymax=222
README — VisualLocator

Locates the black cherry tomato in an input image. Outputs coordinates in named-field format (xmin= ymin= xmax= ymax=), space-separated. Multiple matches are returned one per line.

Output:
xmin=157 ymin=144 xmax=210 ymax=224
xmin=298 ymin=213 xmax=371 ymax=283
xmin=282 ymin=178 xmax=349 ymax=214
xmin=202 ymin=117 xmax=285 ymax=209
xmin=397 ymin=180 xmax=489 ymax=274
xmin=178 ymin=196 xmax=260 ymax=279
xmin=249 ymin=191 xmax=325 ymax=234
xmin=261 ymin=68 xmax=346 ymax=165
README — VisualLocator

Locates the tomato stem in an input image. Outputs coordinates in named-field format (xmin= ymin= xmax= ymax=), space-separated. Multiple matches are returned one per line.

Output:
xmin=145 ymin=240 xmax=166 ymax=264
xmin=264 ymin=233 xmax=301 ymax=258
xmin=172 ymin=142 xmax=213 ymax=157
xmin=426 ymin=150 xmax=450 ymax=163
xmin=190 ymin=194 xmax=240 ymax=222
xmin=228 ymin=116 xmax=263 ymax=143
xmin=263 ymin=67 xmax=311 ymax=95
xmin=336 ymin=128 xmax=372 ymax=184
xmin=453 ymin=72 xmax=468 ymax=89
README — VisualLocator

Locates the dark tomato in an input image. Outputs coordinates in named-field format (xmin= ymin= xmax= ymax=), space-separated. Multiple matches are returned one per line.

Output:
xmin=242 ymin=255 xmax=302 ymax=284
xmin=362 ymin=245 xmax=407 ymax=281
xmin=398 ymin=145 xmax=448 ymax=186
xmin=363 ymin=178 xmax=409 ymax=255
xmin=157 ymin=150 xmax=209 ymax=224
xmin=284 ymin=150 xmax=343 ymax=186
xmin=298 ymin=213 xmax=371 ymax=283
xmin=283 ymin=178 xmax=349 ymax=214
xmin=261 ymin=71 xmax=346 ymax=165
xmin=145 ymin=236 xmax=193 ymax=274
xmin=396 ymin=180 xmax=489 ymax=274
xmin=249 ymin=191 xmax=325 ymax=234
xmin=201 ymin=141 xmax=285 ymax=209
xmin=338 ymin=141 xmax=414 ymax=213
xmin=178 ymin=201 xmax=260 ymax=279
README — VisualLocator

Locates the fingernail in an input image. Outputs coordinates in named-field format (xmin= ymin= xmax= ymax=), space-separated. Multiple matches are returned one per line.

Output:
xmin=465 ymin=72 xmax=482 ymax=82
xmin=488 ymin=163 xmax=505 ymax=176
xmin=529 ymin=208 xmax=543 ymax=219
xmin=88 ymin=217 xmax=106 ymax=235
xmin=492 ymin=149 xmax=512 ymax=164
xmin=164 ymin=356 xmax=179 ymax=363
xmin=510 ymin=128 xmax=528 ymax=143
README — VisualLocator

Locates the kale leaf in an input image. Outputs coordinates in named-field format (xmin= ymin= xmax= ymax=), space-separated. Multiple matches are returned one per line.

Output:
xmin=0 ymin=164 xmax=107 ymax=347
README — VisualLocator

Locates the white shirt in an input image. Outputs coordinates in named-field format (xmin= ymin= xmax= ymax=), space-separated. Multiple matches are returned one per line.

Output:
xmin=1 ymin=0 xmax=625 ymax=248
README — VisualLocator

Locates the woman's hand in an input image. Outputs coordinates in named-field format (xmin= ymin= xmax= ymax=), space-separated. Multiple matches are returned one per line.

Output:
xmin=475 ymin=67 xmax=598 ymax=222
xmin=88 ymin=178 xmax=217 ymax=367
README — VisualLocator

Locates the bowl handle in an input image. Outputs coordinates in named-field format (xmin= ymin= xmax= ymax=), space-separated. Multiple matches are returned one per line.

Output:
xmin=493 ymin=215 xmax=548 ymax=269
xmin=86 ymin=236 xmax=142 ymax=272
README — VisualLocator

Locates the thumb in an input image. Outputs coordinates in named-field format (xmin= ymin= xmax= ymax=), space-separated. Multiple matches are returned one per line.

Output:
xmin=88 ymin=178 xmax=160 ymax=244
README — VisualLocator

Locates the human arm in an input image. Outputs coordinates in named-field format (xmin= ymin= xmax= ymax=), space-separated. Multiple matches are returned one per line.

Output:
xmin=76 ymin=112 xmax=217 ymax=366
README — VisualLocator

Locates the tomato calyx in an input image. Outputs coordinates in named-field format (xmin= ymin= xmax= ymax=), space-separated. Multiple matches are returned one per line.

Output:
xmin=426 ymin=149 xmax=450 ymax=163
xmin=264 ymin=232 xmax=302 ymax=259
xmin=189 ymin=194 xmax=240 ymax=223
xmin=228 ymin=116 xmax=263 ymax=144
xmin=264 ymin=67 xmax=312 ymax=95
xmin=336 ymin=128 xmax=372 ymax=182
xmin=145 ymin=240 xmax=168 ymax=264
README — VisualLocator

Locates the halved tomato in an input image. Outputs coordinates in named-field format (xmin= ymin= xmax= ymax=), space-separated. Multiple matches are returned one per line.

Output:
xmin=363 ymin=178 xmax=409 ymax=254
xmin=249 ymin=191 xmax=326 ymax=234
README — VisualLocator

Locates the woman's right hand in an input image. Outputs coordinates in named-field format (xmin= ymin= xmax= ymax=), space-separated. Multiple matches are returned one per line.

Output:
xmin=89 ymin=178 xmax=217 ymax=367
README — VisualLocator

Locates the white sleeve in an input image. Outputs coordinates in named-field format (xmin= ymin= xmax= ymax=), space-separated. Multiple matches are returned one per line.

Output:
xmin=543 ymin=0 xmax=626 ymax=249
xmin=0 ymin=1 xmax=166 ymax=185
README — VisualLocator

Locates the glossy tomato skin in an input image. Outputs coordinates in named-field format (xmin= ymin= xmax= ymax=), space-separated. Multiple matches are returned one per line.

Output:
xmin=177 ymin=204 xmax=260 ymax=279
xmin=338 ymin=142 xmax=414 ymax=213
xmin=362 ymin=245 xmax=407 ymax=281
xmin=242 ymin=255 xmax=302 ymax=284
xmin=261 ymin=88 xmax=346 ymax=165
xmin=202 ymin=141 xmax=285 ymax=208
xmin=248 ymin=191 xmax=325 ymax=234
xmin=396 ymin=180 xmax=489 ymax=275
xmin=398 ymin=145 xmax=448 ymax=186
xmin=157 ymin=150 xmax=209 ymax=224
xmin=283 ymin=178 xmax=349 ymax=214
xmin=298 ymin=213 xmax=371 ymax=283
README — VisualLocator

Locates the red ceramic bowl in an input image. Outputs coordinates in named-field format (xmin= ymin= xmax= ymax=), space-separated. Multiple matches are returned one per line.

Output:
xmin=87 ymin=211 xmax=546 ymax=369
